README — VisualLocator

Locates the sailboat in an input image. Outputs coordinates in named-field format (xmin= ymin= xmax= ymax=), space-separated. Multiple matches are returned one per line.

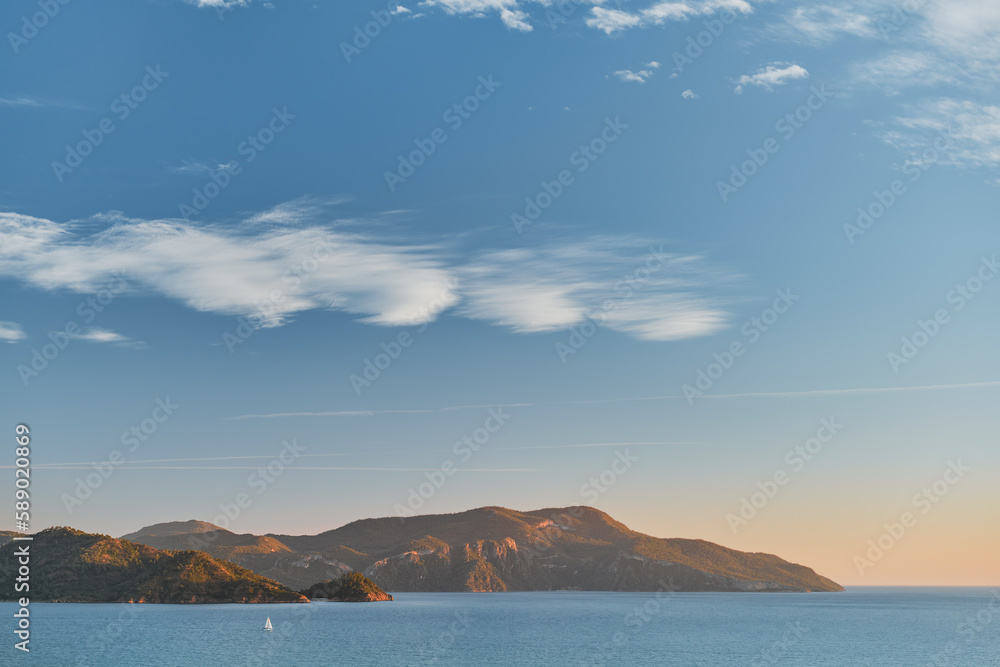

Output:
xmin=263 ymin=617 xmax=273 ymax=632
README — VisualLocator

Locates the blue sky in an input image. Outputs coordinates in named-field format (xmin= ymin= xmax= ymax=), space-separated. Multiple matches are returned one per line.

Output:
xmin=1 ymin=0 xmax=999 ymax=585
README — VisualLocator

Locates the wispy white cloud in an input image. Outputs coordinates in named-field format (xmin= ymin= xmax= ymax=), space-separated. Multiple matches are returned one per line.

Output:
xmin=168 ymin=160 xmax=240 ymax=176
xmin=261 ymin=0 xmax=757 ymax=34
xmin=920 ymin=0 xmax=1000 ymax=64
xmin=681 ymin=89 xmax=699 ymax=99
xmin=68 ymin=327 xmax=145 ymax=348
xmin=734 ymin=62 xmax=809 ymax=93
xmin=72 ymin=328 xmax=127 ymax=344
xmin=614 ymin=70 xmax=647 ymax=84
xmin=0 ymin=206 xmax=733 ymax=342
xmin=0 ymin=321 xmax=26 ymax=343
xmin=765 ymin=1 xmax=999 ymax=177
xmin=456 ymin=239 xmax=731 ymax=340
xmin=587 ymin=0 xmax=753 ymax=34
xmin=849 ymin=51 xmax=967 ymax=94
xmin=420 ymin=0 xmax=534 ymax=31
xmin=182 ymin=0 xmax=249 ymax=7
xmin=587 ymin=7 xmax=644 ymax=34
xmin=774 ymin=0 xmax=1000 ymax=90
xmin=415 ymin=0 xmax=754 ymax=34
xmin=0 ymin=210 xmax=457 ymax=330
xmin=611 ymin=61 xmax=660 ymax=83
xmin=880 ymin=98 xmax=1000 ymax=169
xmin=499 ymin=7 xmax=532 ymax=30
xmin=772 ymin=4 xmax=877 ymax=45
xmin=643 ymin=0 xmax=752 ymax=24
xmin=242 ymin=196 xmax=351 ymax=227
xmin=0 ymin=97 xmax=42 ymax=108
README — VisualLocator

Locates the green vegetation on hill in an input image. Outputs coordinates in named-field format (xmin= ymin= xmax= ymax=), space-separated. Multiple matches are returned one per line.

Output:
xmin=628 ymin=534 xmax=842 ymax=591
xmin=299 ymin=572 xmax=392 ymax=602
xmin=0 ymin=528 xmax=307 ymax=603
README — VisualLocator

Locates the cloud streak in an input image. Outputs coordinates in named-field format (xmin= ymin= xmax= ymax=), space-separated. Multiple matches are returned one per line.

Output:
xmin=882 ymin=98 xmax=1000 ymax=170
xmin=0 ymin=321 xmax=26 ymax=342
xmin=228 ymin=402 xmax=536 ymax=420
xmin=401 ymin=0 xmax=753 ymax=33
xmin=420 ymin=0 xmax=535 ymax=31
xmin=734 ymin=62 xmax=809 ymax=93
xmin=587 ymin=0 xmax=753 ymax=34
xmin=31 ymin=442 xmax=701 ymax=468
xmin=68 ymin=327 xmax=145 ymax=347
xmin=0 ymin=97 xmax=42 ymax=108
xmin=227 ymin=380 xmax=1000 ymax=421
xmin=0 ymin=206 xmax=732 ymax=342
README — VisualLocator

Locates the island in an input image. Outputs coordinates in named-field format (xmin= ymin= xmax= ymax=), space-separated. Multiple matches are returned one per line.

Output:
xmin=299 ymin=572 xmax=393 ymax=602
xmin=122 ymin=505 xmax=844 ymax=593
xmin=0 ymin=527 xmax=307 ymax=603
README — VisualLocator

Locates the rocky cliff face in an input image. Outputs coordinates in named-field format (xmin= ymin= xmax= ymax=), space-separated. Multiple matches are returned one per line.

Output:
xmin=121 ymin=506 xmax=844 ymax=593
xmin=362 ymin=541 xmax=810 ymax=593
xmin=364 ymin=538 xmax=538 ymax=592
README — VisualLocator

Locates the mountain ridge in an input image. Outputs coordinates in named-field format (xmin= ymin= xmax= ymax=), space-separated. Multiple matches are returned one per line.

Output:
xmin=0 ymin=527 xmax=307 ymax=603
xmin=122 ymin=505 xmax=843 ymax=593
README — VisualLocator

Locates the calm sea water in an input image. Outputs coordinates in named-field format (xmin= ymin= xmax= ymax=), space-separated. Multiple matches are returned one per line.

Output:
xmin=3 ymin=587 xmax=997 ymax=666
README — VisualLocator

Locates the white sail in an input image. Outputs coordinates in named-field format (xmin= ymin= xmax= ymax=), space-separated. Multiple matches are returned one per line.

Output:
xmin=263 ymin=617 xmax=273 ymax=631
